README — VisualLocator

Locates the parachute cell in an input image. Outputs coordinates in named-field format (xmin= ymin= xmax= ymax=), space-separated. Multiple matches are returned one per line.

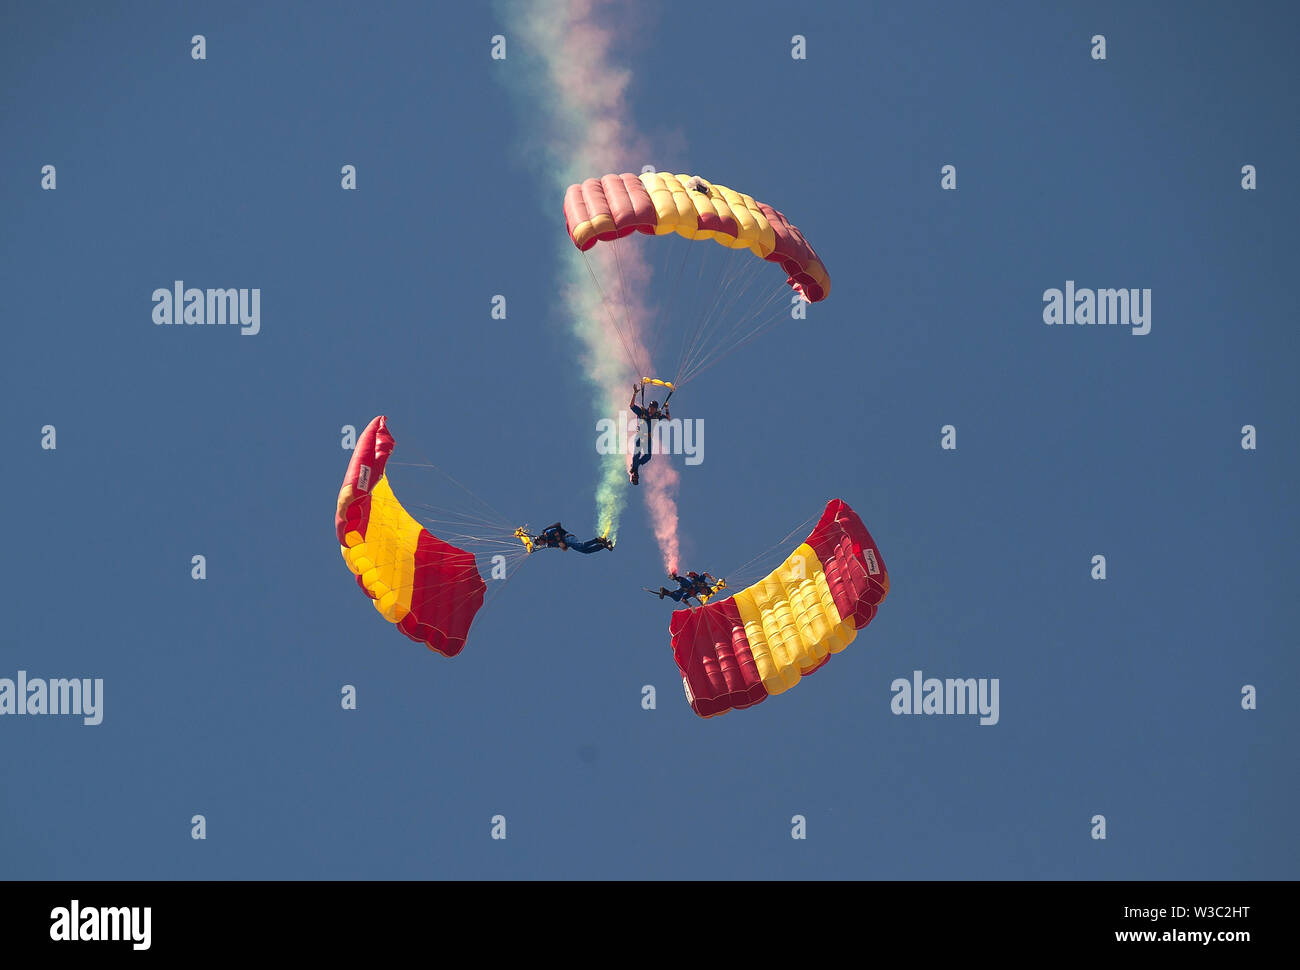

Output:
xmin=564 ymin=172 xmax=830 ymax=303
xmin=668 ymin=500 xmax=888 ymax=717
xmin=336 ymin=416 xmax=487 ymax=657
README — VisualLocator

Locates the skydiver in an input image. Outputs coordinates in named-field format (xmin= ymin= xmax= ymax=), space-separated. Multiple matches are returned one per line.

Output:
xmin=569 ymin=533 xmax=614 ymax=554
xmin=534 ymin=523 xmax=568 ymax=550
xmin=655 ymin=570 xmax=718 ymax=604
xmin=688 ymin=571 xmax=719 ymax=599
xmin=629 ymin=384 xmax=671 ymax=486
xmin=531 ymin=523 xmax=613 ymax=554
xmin=655 ymin=573 xmax=696 ymax=602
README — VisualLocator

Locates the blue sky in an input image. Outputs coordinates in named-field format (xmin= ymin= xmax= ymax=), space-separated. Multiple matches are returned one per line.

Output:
xmin=1 ymin=0 xmax=1296 ymax=879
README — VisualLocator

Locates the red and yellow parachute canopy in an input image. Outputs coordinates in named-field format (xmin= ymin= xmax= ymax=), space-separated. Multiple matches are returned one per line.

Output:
xmin=669 ymin=500 xmax=888 ymax=717
xmin=564 ymin=172 xmax=830 ymax=303
xmin=336 ymin=416 xmax=487 ymax=658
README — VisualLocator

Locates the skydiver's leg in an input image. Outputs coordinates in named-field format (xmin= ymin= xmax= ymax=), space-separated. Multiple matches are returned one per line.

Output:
xmin=567 ymin=537 xmax=603 ymax=554
xmin=630 ymin=448 xmax=651 ymax=484
xmin=632 ymin=425 xmax=653 ymax=465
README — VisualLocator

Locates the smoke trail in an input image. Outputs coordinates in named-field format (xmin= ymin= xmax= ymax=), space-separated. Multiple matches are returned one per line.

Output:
xmin=497 ymin=0 xmax=681 ymax=572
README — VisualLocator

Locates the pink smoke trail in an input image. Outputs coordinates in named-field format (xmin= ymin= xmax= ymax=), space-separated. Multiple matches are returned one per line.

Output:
xmin=589 ymin=244 xmax=682 ymax=576
xmin=502 ymin=0 xmax=681 ymax=573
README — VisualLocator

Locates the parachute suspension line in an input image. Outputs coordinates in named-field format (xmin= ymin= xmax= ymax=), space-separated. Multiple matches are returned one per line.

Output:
xmin=582 ymin=250 xmax=649 ymax=379
xmin=688 ymin=244 xmax=751 ymax=368
xmin=611 ymin=237 xmax=656 ymax=379
xmin=722 ymin=511 xmax=821 ymax=589
xmin=686 ymin=252 xmax=769 ymax=375
xmin=400 ymin=515 xmax=526 ymax=551
xmin=688 ymin=248 xmax=765 ymax=373
xmin=675 ymin=256 xmax=793 ymax=388
xmin=649 ymin=234 xmax=698 ymax=377
xmin=676 ymin=279 xmax=790 ymax=387
xmin=386 ymin=447 xmax=536 ymax=615
xmin=476 ymin=553 xmax=527 ymax=612
xmin=718 ymin=257 xmax=791 ymax=345
xmin=396 ymin=495 xmax=513 ymax=532
xmin=671 ymin=248 xmax=751 ymax=387
xmin=685 ymin=246 xmax=779 ymax=385
xmin=583 ymin=250 xmax=645 ymax=377
xmin=393 ymin=500 xmax=532 ymax=561
xmin=612 ymin=238 xmax=635 ymax=352
xmin=419 ymin=507 xmax=517 ymax=535
xmin=593 ymin=233 xmax=792 ymax=395
xmin=388 ymin=456 xmax=514 ymax=534
xmin=672 ymin=245 xmax=750 ymax=389
xmin=636 ymin=380 xmax=648 ymax=459
xmin=401 ymin=512 xmax=518 ymax=545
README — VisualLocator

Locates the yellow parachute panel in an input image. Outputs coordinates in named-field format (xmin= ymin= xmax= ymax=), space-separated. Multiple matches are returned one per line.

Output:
xmin=730 ymin=542 xmax=857 ymax=697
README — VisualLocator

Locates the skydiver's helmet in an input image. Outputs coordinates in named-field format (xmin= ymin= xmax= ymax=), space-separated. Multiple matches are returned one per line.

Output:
xmin=650 ymin=401 xmax=659 ymax=409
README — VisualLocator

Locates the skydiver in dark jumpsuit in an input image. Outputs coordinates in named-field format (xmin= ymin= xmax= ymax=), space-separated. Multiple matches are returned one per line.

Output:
xmin=629 ymin=386 xmax=670 ymax=486
xmin=533 ymin=523 xmax=613 ymax=554
xmin=656 ymin=571 xmax=717 ymax=605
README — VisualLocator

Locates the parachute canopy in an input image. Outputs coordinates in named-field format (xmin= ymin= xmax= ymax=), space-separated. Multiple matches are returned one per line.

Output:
xmin=668 ymin=499 xmax=888 ymax=717
xmin=565 ymin=172 xmax=830 ymax=303
xmin=336 ymin=416 xmax=487 ymax=658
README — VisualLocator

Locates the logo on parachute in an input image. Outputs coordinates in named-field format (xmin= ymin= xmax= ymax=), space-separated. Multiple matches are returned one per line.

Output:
xmin=864 ymin=548 xmax=880 ymax=575
xmin=357 ymin=464 xmax=372 ymax=492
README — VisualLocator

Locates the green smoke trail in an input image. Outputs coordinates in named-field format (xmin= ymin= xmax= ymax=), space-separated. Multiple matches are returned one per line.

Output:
xmin=494 ymin=0 xmax=651 ymax=542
